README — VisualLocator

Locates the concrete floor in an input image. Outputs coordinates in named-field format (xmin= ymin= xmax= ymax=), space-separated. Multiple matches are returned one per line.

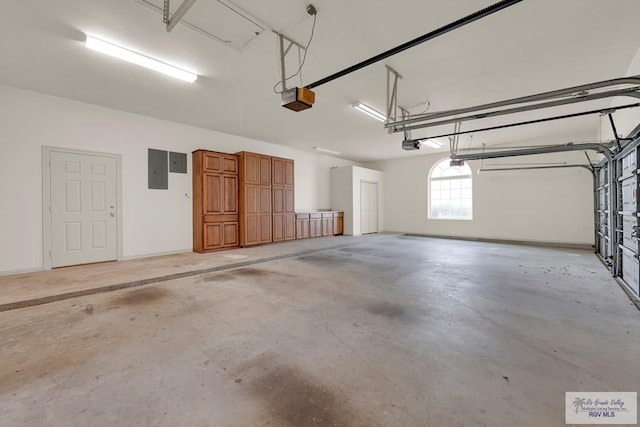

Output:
xmin=1 ymin=235 xmax=639 ymax=426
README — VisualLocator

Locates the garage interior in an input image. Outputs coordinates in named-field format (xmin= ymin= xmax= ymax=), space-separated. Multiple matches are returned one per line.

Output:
xmin=1 ymin=1 xmax=640 ymax=426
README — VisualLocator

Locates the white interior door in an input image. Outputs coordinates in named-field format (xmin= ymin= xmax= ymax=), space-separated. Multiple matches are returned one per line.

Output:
xmin=360 ymin=181 xmax=378 ymax=235
xmin=50 ymin=151 xmax=118 ymax=267
xmin=360 ymin=181 xmax=370 ymax=234
xmin=369 ymin=182 xmax=378 ymax=233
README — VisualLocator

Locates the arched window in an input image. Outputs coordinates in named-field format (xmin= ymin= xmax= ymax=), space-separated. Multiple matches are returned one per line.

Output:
xmin=429 ymin=159 xmax=473 ymax=220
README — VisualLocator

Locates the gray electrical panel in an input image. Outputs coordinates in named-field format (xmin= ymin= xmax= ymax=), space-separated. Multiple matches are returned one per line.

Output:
xmin=148 ymin=149 xmax=168 ymax=190
xmin=169 ymin=152 xmax=187 ymax=174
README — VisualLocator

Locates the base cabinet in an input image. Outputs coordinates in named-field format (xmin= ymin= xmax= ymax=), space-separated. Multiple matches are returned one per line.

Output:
xmin=205 ymin=222 xmax=239 ymax=250
xmin=296 ymin=213 xmax=310 ymax=239
xmin=334 ymin=212 xmax=344 ymax=235
xmin=296 ymin=211 xmax=343 ymax=239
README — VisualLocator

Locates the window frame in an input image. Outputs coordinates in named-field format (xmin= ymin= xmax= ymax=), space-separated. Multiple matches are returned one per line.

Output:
xmin=428 ymin=158 xmax=473 ymax=221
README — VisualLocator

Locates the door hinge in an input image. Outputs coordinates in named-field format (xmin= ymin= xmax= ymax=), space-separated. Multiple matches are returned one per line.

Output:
xmin=49 ymin=251 xmax=52 ymax=258
xmin=49 ymin=205 xmax=52 ymax=213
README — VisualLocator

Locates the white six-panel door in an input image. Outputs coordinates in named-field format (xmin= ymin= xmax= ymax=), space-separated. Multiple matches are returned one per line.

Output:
xmin=49 ymin=150 xmax=118 ymax=267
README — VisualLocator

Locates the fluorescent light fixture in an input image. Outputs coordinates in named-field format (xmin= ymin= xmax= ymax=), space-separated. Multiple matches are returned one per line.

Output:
xmin=423 ymin=138 xmax=443 ymax=148
xmin=84 ymin=34 xmax=198 ymax=83
xmin=314 ymin=146 xmax=340 ymax=155
xmin=352 ymin=102 xmax=386 ymax=122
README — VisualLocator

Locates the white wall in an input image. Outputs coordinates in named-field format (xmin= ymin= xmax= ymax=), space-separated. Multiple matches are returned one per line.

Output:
xmin=0 ymin=84 xmax=355 ymax=274
xmin=367 ymin=150 xmax=595 ymax=246
xmin=331 ymin=165 xmax=384 ymax=236
xmin=330 ymin=166 xmax=353 ymax=235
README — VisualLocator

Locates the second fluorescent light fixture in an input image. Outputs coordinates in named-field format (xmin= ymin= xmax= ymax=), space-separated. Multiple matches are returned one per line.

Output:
xmin=423 ymin=139 xmax=444 ymax=148
xmin=314 ymin=146 xmax=340 ymax=155
xmin=84 ymin=34 xmax=197 ymax=83
xmin=353 ymin=102 xmax=386 ymax=122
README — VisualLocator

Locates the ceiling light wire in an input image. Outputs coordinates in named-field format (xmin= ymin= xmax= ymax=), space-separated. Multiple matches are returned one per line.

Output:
xmin=464 ymin=134 xmax=474 ymax=153
xmin=298 ymin=45 xmax=303 ymax=87
xmin=273 ymin=12 xmax=317 ymax=94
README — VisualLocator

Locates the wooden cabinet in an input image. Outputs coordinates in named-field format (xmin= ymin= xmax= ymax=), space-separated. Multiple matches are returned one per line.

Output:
xmin=237 ymin=152 xmax=295 ymax=247
xmin=334 ymin=212 xmax=344 ymax=235
xmin=238 ymin=151 xmax=273 ymax=246
xmin=271 ymin=157 xmax=295 ymax=243
xmin=195 ymin=149 xmax=297 ymax=251
xmin=193 ymin=150 xmax=239 ymax=252
xmin=322 ymin=213 xmax=334 ymax=236
xmin=295 ymin=211 xmax=344 ymax=239
xmin=309 ymin=213 xmax=322 ymax=238
xmin=296 ymin=213 xmax=310 ymax=239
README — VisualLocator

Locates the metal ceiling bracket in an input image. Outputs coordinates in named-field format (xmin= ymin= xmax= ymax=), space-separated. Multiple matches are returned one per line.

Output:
xmin=449 ymin=122 xmax=462 ymax=158
xmin=275 ymin=32 xmax=307 ymax=92
xmin=386 ymin=65 xmax=402 ymax=126
xmin=164 ymin=0 xmax=198 ymax=33
xmin=606 ymin=111 xmax=622 ymax=151
xmin=584 ymin=152 xmax=596 ymax=174
xmin=400 ymin=107 xmax=411 ymax=141
xmin=163 ymin=0 xmax=170 ymax=24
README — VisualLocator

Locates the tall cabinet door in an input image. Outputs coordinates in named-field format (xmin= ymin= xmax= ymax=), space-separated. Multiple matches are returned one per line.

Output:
xmin=260 ymin=156 xmax=272 ymax=185
xmin=243 ymin=152 xmax=260 ymax=184
xmin=284 ymin=187 xmax=296 ymax=240
xmin=243 ymin=184 xmax=260 ymax=245
xmin=222 ymin=175 xmax=238 ymax=214
xmin=204 ymin=174 xmax=222 ymax=214
xmin=284 ymin=160 xmax=294 ymax=186
xmin=272 ymin=186 xmax=285 ymax=242
xmin=272 ymin=158 xmax=284 ymax=186
xmin=259 ymin=185 xmax=272 ymax=243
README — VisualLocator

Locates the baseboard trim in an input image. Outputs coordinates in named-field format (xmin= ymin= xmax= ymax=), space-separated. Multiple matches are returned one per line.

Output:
xmin=121 ymin=249 xmax=192 ymax=261
xmin=0 ymin=267 xmax=43 ymax=277
xmin=400 ymin=233 xmax=594 ymax=251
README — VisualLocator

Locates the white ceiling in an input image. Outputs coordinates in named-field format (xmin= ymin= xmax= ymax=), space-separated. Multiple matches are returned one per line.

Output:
xmin=2 ymin=0 xmax=640 ymax=162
